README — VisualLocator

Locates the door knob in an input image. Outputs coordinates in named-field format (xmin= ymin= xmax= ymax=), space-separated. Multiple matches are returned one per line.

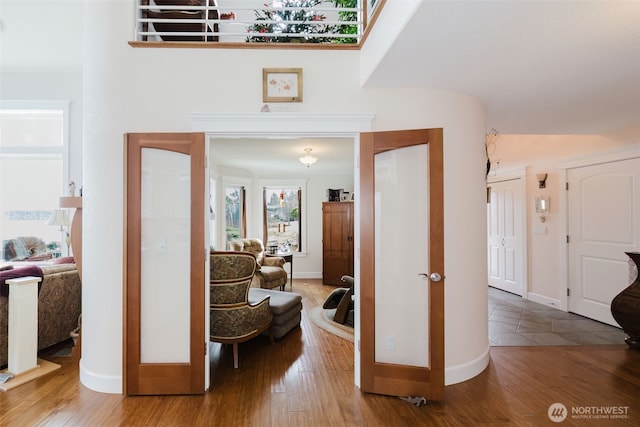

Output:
xmin=418 ymin=272 xmax=443 ymax=282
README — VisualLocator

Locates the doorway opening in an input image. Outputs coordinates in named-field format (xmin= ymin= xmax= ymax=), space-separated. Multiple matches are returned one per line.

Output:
xmin=193 ymin=112 xmax=374 ymax=388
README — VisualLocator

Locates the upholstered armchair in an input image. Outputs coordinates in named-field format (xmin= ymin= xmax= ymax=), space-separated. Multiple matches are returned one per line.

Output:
xmin=228 ymin=238 xmax=288 ymax=290
xmin=210 ymin=251 xmax=273 ymax=368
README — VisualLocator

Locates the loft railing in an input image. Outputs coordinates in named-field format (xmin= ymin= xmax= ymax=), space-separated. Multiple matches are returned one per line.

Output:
xmin=133 ymin=0 xmax=380 ymax=45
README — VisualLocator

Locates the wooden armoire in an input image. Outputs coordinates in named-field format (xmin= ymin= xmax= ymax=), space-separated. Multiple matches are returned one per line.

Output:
xmin=322 ymin=202 xmax=354 ymax=285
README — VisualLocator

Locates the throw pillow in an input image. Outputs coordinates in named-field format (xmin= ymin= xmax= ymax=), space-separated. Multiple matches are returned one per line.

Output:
xmin=0 ymin=265 xmax=44 ymax=297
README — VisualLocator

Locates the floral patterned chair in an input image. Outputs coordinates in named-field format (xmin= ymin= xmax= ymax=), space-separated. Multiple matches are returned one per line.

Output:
xmin=228 ymin=238 xmax=288 ymax=290
xmin=209 ymin=251 xmax=273 ymax=368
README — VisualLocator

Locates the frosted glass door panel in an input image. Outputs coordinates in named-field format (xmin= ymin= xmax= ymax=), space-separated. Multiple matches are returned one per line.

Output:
xmin=374 ymin=144 xmax=429 ymax=367
xmin=140 ymin=148 xmax=191 ymax=363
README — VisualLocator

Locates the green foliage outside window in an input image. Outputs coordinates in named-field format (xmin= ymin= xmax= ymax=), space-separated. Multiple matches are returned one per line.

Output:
xmin=329 ymin=0 xmax=357 ymax=44
xmin=246 ymin=0 xmax=357 ymax=44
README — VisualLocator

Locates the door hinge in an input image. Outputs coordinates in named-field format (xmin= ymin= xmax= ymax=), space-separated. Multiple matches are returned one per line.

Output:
xmin=566 ymin=182 xmax=569 ymax=190
xmin=566 ymin=235 xmax=570 ymax=243
xmin=567 ymin=288 xmax=570 ymax=297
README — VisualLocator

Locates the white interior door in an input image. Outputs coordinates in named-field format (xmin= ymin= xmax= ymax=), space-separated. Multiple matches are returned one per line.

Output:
xmin=568 ymin=157 xmax=640 ymax=326
xmin=487 ymin=178 xmax=524 ymax=296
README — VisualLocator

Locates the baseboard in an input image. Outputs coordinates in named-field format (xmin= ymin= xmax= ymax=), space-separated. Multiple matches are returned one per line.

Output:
xmin=292 ymin=272 xmax=323 ymax=279
xmin=445 ymin=344 xmax=490 ymax=386
xmin=527 ymin=292 xmax=562 ymax=310
xmin=79 ymin=359 xmax=122 ymax=394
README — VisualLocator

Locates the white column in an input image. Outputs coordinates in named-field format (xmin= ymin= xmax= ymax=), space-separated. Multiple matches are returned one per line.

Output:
xmin=80 ymin=0 xmax=132 ymax=394
xmin=7 ymin=276 xmax=41 ymax=375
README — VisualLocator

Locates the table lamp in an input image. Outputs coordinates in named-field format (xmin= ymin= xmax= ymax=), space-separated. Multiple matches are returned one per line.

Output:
xmin=47 ymin=209 xmax=70 ymax=256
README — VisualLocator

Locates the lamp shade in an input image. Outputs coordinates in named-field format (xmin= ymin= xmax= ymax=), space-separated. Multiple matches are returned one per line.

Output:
xmin=47 ymin=209 xmax=70 ymax=226
xmin=299 ymin=148 xmax=318 ymax=168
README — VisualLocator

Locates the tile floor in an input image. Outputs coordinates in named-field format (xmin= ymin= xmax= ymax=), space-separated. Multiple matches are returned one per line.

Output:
xmin=488 ymin=286 xmax=629 ymax=346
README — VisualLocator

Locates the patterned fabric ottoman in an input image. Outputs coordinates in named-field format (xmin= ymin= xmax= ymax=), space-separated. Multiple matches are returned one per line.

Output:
xmin=248 ymin=288 xmax=302 ymax=339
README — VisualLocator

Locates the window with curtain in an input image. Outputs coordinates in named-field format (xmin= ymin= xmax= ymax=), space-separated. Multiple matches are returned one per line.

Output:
xmin=0 ymin=102 xmax=69 ymax=261
xmin=263 ymin=186 xmax=301 ymax=253
xmin=224 ymin=185 xmax=245 ymax=247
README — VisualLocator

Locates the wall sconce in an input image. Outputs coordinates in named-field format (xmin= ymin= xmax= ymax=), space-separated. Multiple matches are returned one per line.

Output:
xmin=535 ymin=196 xmax=550 ymax=222
xmin=536 ymin=173 xmax=548 ymax=189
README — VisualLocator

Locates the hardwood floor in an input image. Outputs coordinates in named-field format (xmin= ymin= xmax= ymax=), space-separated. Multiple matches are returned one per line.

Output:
xmin=1 ymin=279 xmax=639 ymax=426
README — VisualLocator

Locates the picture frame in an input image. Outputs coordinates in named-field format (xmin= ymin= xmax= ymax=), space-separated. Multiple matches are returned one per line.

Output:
xmin=263 ymin=68 xmax=303 ymax=103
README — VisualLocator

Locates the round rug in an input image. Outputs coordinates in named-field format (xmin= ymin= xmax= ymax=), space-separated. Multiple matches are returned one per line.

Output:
xmin=309 ymin=306 xmax=354 ymax=342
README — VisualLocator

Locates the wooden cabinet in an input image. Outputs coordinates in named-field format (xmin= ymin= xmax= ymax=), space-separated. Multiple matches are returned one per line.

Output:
xmin=322 ymin=202 xmax=354 ymax=285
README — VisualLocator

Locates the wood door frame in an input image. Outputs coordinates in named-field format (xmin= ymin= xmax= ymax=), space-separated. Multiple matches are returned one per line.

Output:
xmin=124 ymin=132 xmax=206 ymax=395
xmin=359 ymin=128 xmax=445 ymax=400
xmin=191 ymin=112 xmax=376 ymax=386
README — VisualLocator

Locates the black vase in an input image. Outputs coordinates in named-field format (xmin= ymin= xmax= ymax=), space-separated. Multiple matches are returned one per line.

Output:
xmin=611 ymin=252 xmax=640 ymax=349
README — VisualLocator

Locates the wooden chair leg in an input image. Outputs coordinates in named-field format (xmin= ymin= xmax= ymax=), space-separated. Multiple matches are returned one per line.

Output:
xmin=232 ymin=343 xmax=239 ymax=368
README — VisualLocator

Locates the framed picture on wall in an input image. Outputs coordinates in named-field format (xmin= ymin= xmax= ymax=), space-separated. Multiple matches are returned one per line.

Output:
xmin=263 ymin=68 xmax=303 ymax=103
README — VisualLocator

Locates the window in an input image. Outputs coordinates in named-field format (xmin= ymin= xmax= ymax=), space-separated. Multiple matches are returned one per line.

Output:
xmin=263 ymin=186 xmax=301 ymax=253
xmin=0 ymin=102 xmax=69 ymax=261
xmin=224 ymin=185 xmax=245 ymax=247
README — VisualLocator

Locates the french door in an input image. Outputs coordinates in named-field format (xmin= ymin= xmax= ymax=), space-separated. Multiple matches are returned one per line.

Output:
xmin=359 ymin=128 xmax=445 ymax=400
xmin=124 ymin=133 xmax=207 ymax=395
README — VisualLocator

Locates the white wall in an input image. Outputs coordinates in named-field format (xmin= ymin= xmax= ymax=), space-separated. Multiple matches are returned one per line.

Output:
xmin=212 ymin=163 xmax=354 ymax=277
xmin=490 ymin=133 xmax=640 ymax=303
xmin=78 ymin=0 xmax=488 ymax=393
xmin=5 ymin=0 xmax=637 ymax=394
xmin=0 ymin=0 xmax=492 ymax=393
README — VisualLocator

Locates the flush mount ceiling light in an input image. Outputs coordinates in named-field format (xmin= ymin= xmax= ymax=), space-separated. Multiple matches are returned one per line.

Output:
xmin=299 ymin=148 xmax=318 ymax=168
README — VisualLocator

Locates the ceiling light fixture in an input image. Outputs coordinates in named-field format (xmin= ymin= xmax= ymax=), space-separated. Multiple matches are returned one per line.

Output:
xmin=299 ymin=148 xmax=318 ymax=168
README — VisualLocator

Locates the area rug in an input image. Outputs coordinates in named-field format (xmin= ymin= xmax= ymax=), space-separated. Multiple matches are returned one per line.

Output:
xmin=309 ymin=306 xmax=354 ymax=342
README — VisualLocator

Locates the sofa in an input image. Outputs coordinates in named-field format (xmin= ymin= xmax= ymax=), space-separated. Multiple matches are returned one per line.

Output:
xmin=0 ymin=261 xmax=81 ymax=368
xmin=228 ymin=238 xmax=288 ymax=290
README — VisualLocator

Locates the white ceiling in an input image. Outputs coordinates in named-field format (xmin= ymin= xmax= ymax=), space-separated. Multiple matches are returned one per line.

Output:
xmin=364 ymin=1 xmax=640 ymax=135
xmin=210 ymin=137 xmax=355 ymax=176
xmin=2 ymin=1 xmax=637 ymax=173
xmin=209 ymin=1 xmax=640 ymax=173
